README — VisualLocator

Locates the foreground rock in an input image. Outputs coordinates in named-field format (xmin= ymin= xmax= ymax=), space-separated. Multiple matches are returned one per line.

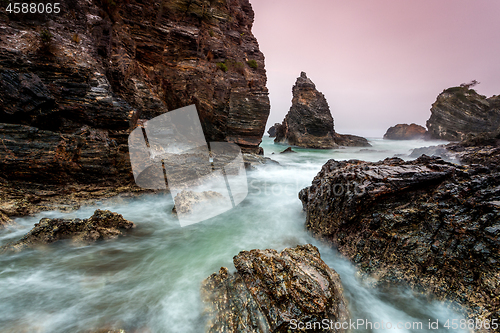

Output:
xmin=2 ymin=210 xmax=135 ymax=252
xmin=426 ymin=86 xmax=500 ymax=141
xmin=383 ymin=123 xmax=427 ymax=140
xmin=201 ymin=244 xmax=349 ymax=332
xmin=299 ymin=155 xmax=500 ymax=326
xmin=274 ymin=72 xmax=369 ymax=149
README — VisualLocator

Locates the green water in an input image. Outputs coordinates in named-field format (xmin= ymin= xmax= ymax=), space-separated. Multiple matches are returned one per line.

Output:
xmin=0 ymin=137 xmax=467 ymax=332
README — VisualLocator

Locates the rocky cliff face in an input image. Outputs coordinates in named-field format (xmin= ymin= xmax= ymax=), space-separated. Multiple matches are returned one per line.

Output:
xmin=274 ymin=72 xmax=369 ymax=148
xmin=299 ymin=155 xmax=500 ymax=327
xmin=201 ymin=244 xmax=349 ymax=332
xmin=383 ymin=123 xmax=426 ymax=140
xmin=0 ymin=0 xmax=270 ymax=190
xmin=426 ymin=87 xmax=500 ymax=141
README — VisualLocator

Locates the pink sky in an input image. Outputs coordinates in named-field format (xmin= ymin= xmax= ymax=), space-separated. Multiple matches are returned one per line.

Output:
xmin=250 ymin=0 xmax=500 ymax=137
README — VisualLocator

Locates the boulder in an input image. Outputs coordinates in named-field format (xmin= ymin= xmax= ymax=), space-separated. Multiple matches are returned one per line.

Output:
xmin=201 ymin=244 xmax=349 ymax=332
xmin=299 ymin=155 xmax=500 ymax=324
xmin=1 ymin=210 xmax=135 ymax=252
xmin=383 ymin=123 xmax=427 ymax=140
xmin=426 ymin=86 xmax=500 ymax=141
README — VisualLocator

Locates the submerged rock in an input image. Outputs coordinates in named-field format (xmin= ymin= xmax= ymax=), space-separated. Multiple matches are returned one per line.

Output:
xmin=280 ymin=147 xmax=296 ymax=154
xmin=299 ymin=155 xmax=500 ymax=324
xmin=172 ymin=190 xmax=225 ymax=215
xmin=334 ymin=133 xmax=371 ymax=147
xmin=383 ymin=123 xmax=427 ymax=140
xmin=2 ymin=210 xmax=135 ymax=252
xmin=201 ymin=244 xmax=349 ymax=332
xmin=275 ymin=72 xmax=369 ymax=149
xmin=426 ymin=86 xmax=500 ymax=141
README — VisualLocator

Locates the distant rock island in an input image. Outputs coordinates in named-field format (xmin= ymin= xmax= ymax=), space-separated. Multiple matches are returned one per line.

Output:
xmin=267 ymin=123 xmax=280 ymax=137
xmin=273 ymin=72 xmax=370 ymax=148
xmin=383 ymin=123 xmax=427 ymax=140
xmin=426 ymin=85 xmax=500 ymax=141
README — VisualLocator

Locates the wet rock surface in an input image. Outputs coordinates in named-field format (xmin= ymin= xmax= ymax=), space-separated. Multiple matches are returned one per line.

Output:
xmin=299 ymin=155 xmax=500 ymax=325
xmin=1 ymin=210 xmax=135 ymax=252
xmin=426 ymin=86 xmax=500 ymax=141
xmin=0 ymin=0 xmax=271 ymax=215
xmin=201 ymin=244 xmax=349 ymax=333
xmin=383 ymin=123 xmax=427 ymax=140
xmin=274 ymin=72 xmax=369 ymax=149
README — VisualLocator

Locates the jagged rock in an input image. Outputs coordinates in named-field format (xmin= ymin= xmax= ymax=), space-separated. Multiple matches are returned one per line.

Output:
xmin=275 ymin=72 xmax=369 ymax=148
xmin=267 ymin=123 xmax=281 ymax=137
xmin=172 ymin=190 xmax=225 ymax=215
xmin=274 ymin=72 xmax=336 ymax=149
xmin=426 ymin=86 xmax=500 ymax=141
xmin=280 ymin=147 xmax=296 ymax=154
xmin=383 ymin=123 xmax=427 ymax=140
xmin=1 ymin=210 xmax=135 ymax=252
xmin=299 ymin=155 xmax=500 ymax=324
xmin=201 ymin=244 xmax=349 ymax=333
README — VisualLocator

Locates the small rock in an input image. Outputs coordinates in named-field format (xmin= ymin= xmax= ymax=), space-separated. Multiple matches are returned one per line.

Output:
xmin=280 ymin=147 xmax=296 ymax=154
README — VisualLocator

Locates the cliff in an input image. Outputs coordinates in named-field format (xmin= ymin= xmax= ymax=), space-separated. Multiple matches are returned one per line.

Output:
xmin=0 ymin=0 xmax=270 ymax=190
xmin=426 ymin=86 xmax=500 ymax=141
xmin=274 ymin=72 xmax=370 ymax=148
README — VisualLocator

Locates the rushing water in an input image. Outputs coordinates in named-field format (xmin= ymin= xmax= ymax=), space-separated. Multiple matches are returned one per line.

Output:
xmin=0 ymin=137 xmax=467 ymax=333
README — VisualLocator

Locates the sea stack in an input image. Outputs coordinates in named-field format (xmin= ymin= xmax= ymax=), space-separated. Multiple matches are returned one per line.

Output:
xmin=426 ymin=86 xmax=500 ymax=141
xmin=275 ymin=72 xmax=370 ymax=148
xmin=383 ymin=123 xmax=427 ymax=140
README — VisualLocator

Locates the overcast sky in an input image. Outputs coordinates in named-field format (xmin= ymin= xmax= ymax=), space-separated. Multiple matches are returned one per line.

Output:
xmin=250 ymin=0 xmax=500 ymax=137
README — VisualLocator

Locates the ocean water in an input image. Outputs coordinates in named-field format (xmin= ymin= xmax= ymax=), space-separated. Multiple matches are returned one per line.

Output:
xmin=0 ymin=137 xmax=468 ymax=333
